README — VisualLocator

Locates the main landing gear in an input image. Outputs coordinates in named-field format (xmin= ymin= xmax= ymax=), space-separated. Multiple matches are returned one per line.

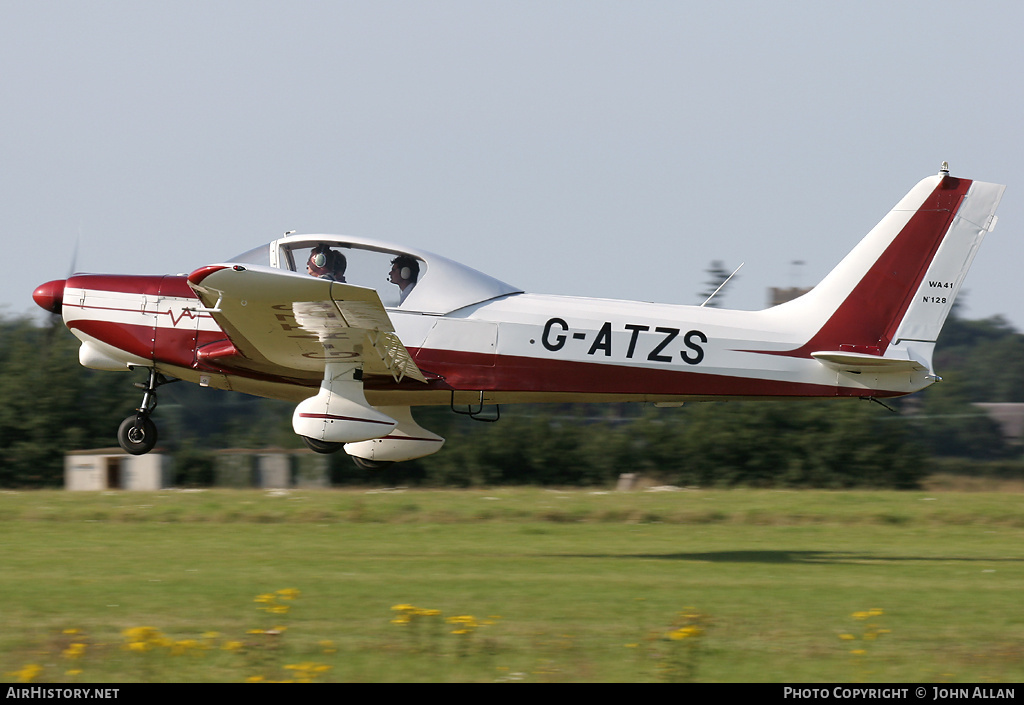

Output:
xmin=117 ymin=367 xmax=175 ymax=455
xmin=300 ymin=436 xmax=345 ymax=455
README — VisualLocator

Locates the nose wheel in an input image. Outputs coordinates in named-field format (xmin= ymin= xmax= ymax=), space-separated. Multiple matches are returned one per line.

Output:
xmin=118 ymin=415 xmax=158 ymax=455
xmin=117 ymin=368 xmax=174 ymax=455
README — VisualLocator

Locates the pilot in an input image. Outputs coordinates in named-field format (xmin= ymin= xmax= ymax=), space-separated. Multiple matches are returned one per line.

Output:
xmin=388 ymin=255 xmax=419 ymax=304
xmin=307 ymin=245 xmax=347 ymax=282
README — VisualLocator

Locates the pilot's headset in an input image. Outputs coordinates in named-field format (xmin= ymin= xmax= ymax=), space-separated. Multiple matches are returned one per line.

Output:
xmin=308 ymin=245 xmax=332 ymax=277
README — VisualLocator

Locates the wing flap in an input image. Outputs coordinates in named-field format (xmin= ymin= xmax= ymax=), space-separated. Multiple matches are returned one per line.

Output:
xmin=188 ymin=264 xmax=426 ymax=382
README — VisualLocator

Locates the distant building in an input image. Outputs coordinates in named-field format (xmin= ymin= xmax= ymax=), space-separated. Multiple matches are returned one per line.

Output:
xmin=65 ymin=449 xmax=171 ymax=491
xmin=768 ymin=286 xmax=812 ymax=306
xmin=974 ymin=403 xmax=1024 ymax=446
xmin=65 ymin=448 xmax=330 ymax=490
xmin=213 ymin=449 xmax=330 ymax=488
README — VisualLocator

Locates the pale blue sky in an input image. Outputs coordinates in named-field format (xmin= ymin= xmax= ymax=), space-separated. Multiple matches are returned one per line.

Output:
xmin=5 ymin=1 xmax=1023 ymax=329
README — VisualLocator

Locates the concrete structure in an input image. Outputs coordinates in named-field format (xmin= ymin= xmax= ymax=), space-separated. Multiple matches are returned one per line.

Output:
xmin=64 ymin=448 xmax=332 ymax=490
xmin=65 ymin=449 xmax=171 ymax=490
xmin=214 ymin=449 xmax=331 ymax=488
xmin=768 ymin=286 xmax=812 ymax=306
xmin=974 ymin=403 xmax=1024 ymax=446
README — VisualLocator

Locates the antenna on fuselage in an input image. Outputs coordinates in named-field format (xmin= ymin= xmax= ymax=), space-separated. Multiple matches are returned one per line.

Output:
xmin=700 ymin=262 xmax=744 ymax=307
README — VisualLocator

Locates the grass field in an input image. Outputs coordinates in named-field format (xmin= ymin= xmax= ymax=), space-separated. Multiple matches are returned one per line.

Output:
xmin=2 ymin=486 xmax=1023 ymax=683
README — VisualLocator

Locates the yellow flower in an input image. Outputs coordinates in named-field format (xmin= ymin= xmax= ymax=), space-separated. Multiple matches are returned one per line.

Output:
xmin=851 ymin=608 xmax=884 ymax=620
xmin=62 ymin=642 xmax=87 ymax=659
xmin=667 ymin=626 xmax=704 ymax=641
xmin=284 ymin=662 xmax=331 ymax=682
xmin=122 ymin=626 xmax=161 ymax=640
xmin=9 ymin=664 xmax=43 ymax=683
xmin=446 ymin=615 xmax=480 ymax=635
xmin=170 ymin=639 xmax=200 ymax=656
xmin=285 ymin=662 xmax=331 ymax=673
xmin=391 ymin=604 xmax=445 ymax=625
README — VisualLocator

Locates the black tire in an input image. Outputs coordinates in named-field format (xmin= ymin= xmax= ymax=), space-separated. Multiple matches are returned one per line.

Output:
xmin=351 ymin=456 xmax=394 ymax=470
xmin=301 ymin=436 xmax=344 ymax=454
xmin=117 ymin=416 xmax=158 ymax=455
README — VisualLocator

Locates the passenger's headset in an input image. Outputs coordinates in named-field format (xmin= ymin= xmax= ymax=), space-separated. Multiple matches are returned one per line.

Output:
xmin=392 ymin=259 xmax=412 ymax=281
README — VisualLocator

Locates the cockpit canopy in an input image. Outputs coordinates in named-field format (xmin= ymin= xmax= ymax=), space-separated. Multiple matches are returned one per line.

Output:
xmin=228 ymin=234 xmax=522 ymax=314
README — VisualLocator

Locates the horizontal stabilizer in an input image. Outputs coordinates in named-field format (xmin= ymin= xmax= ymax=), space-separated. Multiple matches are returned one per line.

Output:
xmin=811 ymin=351 xmax=927 ymax=373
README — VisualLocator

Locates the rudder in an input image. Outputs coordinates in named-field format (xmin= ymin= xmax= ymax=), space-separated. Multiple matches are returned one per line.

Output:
xmin=889 ymin=178 xmax=1005 ymax=346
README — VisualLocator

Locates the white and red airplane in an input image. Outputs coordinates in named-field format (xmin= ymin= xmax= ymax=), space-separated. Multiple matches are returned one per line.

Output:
xmin=33 ymin=165 xmax=1005 ymax=466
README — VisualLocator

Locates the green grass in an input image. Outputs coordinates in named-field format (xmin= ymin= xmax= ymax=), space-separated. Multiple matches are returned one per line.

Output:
xmin=2 ymin=487 xmax=1023 ymax=682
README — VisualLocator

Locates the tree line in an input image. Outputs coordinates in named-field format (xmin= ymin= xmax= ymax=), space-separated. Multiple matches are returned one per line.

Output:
xmin=1 ymin=308 xmax=1021 ymax=489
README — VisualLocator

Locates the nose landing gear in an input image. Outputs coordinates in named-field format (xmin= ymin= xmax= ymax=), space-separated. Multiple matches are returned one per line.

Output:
xmin=117 ymin=368 xmax=175 ymax=455
xmin=117 ymin=415 xmax=158 ymax=455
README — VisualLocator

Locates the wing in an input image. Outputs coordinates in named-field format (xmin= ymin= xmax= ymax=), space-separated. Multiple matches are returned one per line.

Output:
xmin=187 ymin=264 xmax=426 ymax=383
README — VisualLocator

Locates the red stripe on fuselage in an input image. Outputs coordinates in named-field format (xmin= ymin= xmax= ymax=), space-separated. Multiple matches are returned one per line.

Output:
xmin=406 ymin=348 xmax=874 ymax=399
xmin=66 ymin=273 xmax=195 ymax=297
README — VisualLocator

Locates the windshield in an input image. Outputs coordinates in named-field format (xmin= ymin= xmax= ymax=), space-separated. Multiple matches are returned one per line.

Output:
xmin=228 ymin=244 xmax=271 ymax=267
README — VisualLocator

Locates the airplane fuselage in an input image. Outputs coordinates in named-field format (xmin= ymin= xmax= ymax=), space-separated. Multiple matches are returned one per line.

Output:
xmin=60 ymin=272 xmax=931 ymax=411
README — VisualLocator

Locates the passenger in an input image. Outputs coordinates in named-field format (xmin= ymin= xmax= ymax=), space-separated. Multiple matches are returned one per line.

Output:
xmin=307 ymin=245 xmax=347 ymax=282
xmin=389 ymin=255 xmax=419 ymax=304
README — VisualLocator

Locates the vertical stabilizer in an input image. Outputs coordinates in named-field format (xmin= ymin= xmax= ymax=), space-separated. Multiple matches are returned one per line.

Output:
xmin=769 ymin=171 xmax=1005 ymax=364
